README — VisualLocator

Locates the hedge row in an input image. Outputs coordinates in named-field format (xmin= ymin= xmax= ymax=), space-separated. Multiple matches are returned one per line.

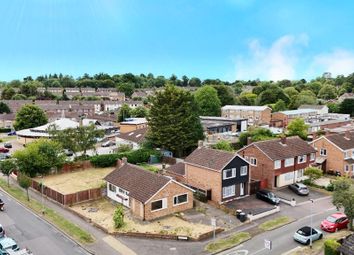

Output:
xmin=0 ymin=128 xmax=11 ymax=133
xmin=90 ymin=149 xmax=161 ymax=168
xmin=324 ymin=239 xmax=340 ymax=255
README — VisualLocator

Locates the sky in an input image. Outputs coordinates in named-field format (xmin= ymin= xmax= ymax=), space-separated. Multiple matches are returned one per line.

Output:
xmin=1 ymin=0 xmax=354 ymax=82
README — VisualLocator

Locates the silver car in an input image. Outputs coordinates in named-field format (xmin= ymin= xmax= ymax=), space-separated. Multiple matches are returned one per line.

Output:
xmin=293 ymin=226 xmax=323 ymax=245
xmin=289 ymin=183 xmax=309 ymax=196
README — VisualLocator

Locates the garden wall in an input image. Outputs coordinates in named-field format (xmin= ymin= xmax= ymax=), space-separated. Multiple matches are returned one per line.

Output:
xmin=31 ymin=179 xmax=102 ymax=206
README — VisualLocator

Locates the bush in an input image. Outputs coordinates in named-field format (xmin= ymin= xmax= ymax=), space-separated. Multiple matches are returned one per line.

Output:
xmin=0 ymin=128 xmax=11 ymax=133
xmin=90 ymin=149 xmax=162 ymax=168
xmin=90 ymin=154 xmax=120 ymax=168
xmin=113 ymin=205 xmax=124 ymax=229
xmin=194 ymin=191 xmax=208 ymax=203
xmin=326 ymin=182 xmax=335 ymax=192
xmin=324 ymin=239 xmax=340 ymax=255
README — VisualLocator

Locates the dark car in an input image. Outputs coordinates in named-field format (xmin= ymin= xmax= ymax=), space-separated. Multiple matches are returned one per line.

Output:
xmin=289 ymin=183 xmax=309 ymax=196
xmin=256 ymin=190 xmax=280 ymax=205
xmin=0 ymin=148 xmax=9 ymax=153
xmin=64 ymin=149 xmax=74 ymax=157
xmin=3 ymin=143 xmax=12 ymax=149
xmin=7 ymin=131 xmax=16 ymax=136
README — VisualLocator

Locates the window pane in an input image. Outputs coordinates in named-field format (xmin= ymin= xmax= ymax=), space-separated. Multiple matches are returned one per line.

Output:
xmin=151 ymin=200 xmax=163 ymax=211
xmin=174 ymin=194 xmax=187 ymax=205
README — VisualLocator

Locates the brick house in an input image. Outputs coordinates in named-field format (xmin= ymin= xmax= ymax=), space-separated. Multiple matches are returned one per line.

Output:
xmin=104 ymin=159 xmax=193 ymax=221
xmin=115 ymin=127 xmax=147 ymax=150
xmin=271 ymin=109 xmax=317 ymax=128
xmin=311 ymin=131 xmax=354 ymax=177
xmin=238 ymin=136 xmax=316 ymax=189
xmin=221 ymin=105 xmax=272 ymax=126
xmin=167 ymin=147 xmax=250 ymax=204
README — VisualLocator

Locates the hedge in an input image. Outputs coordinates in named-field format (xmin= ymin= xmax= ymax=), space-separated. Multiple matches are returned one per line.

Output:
xmin=324 ymin=239 xmax=340 ymax=255
xmin=0 ymin=128 xmax=11 ymax=133
xmin=90 ymin=149 xmax=161 ymax=168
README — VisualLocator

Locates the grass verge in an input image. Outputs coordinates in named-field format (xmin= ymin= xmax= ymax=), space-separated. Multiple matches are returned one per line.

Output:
xmin=0 ymin=179 xmax=94 ymax=244
xmin=258 ymin=216 xmax=294 ymax=231
xmin=205 ymin=232 xmax=251 ymax=253
xmin=137 ymin=163 xmax=159 ymax=173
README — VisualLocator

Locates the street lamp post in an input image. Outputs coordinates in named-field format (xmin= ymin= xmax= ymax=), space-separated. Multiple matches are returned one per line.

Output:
xmin=310 ymin=199 xmax=314 ymax=249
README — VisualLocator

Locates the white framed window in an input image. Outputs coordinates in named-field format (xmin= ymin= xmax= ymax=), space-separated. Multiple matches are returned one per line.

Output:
xmin=240 ymin=166 xmax=248 ymax=176
xmin=320 ymin=148 xmax=327 ymax=156
xmin=274 ymin=160 xmax=281 ymax=169
xmin=151 ymin=198 xmax=167 ymax=212
xmin=250 ymin=157 xmax=257 ymax=166
xmin=284 ymin=158 xmax=294 ymax=167
xmin=173 ymin=194 xmax=188 ymax=206
xmin=344 ymin=151 xmax=350 ymax=159
xmin=109 ymin=183 xmax=116 ymax=192
xmin=298 ymin=155 xmax=307 ymax=164
xmin=222 ymin=185 xmax=235 ymax=198
xmin=310 ymin=153 xmax=315 ymax=161
xmin=223 ymin=168 xmax=236 ymax=180
xmin=345 ymin=165 xmax=349 ymax=172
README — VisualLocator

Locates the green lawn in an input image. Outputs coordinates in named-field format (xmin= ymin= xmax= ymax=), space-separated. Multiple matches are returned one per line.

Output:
xmin=258 ymin=216 xmax=294 ymax=231
xmin=0 ymin=136 xmax=16 ymax=143
xmin=137 ymin=163 xmax=160 ymax=173
xmin=0 ymin=179 xmax=94 ymax=244
xmin=205 ymin=232 xmax=251 ymax=253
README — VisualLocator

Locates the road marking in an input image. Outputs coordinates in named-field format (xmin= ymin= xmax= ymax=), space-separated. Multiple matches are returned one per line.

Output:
xmin=252 ymin=247 xmax=266 ymax=255
xmin=300 ymin=207 xmax=336 ymax=220
xmin=281 ymin=246 xmax=302 ymax=255
xmin=102 ymin=235 xmax=136 ymax=255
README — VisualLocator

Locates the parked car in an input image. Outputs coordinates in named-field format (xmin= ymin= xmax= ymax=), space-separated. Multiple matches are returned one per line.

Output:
xmin=320 ymin=213 xmax=349 ymax=232
xmin=0 ymin=154 xmax=10 ymax=161
xmin=0 ymin=148 xmax=9 ymax=153
xmin=293 ymin=226 xmax=323 ymax=245
xmin=7 ymin=131 xmax=16 ymax=136
xmin=256 ymin=190 xmax=280 ymax=205
xmin=64 ymin=149 xmax=74 ymax=157
xmin=3 ymin=143 xmax=12 ymax=149
xmin=7 ymin=248 xmax=33 ymax=255
xmin=288 ymin=183 xmax=309 ymax=196
xmin=0 ymin=237 xmax=20 ymax=252
xmin=0 ymin=224 xmax=5 ymax=238
xmin=101 ymin=140 xmax=115 ymax=147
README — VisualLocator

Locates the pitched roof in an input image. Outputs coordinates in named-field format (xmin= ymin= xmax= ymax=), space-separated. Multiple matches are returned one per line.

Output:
xmin=338 ymin=234 xmax=354 ymax=255
xmin=222 ymin=105 xmax=270 ymax=111
xmin=185 ymin=147 xmax=237 ymax=171
xmin=280 ymin=109 xmax=317 ymax=115
xmin=250 ymin=136 xmax=316 ymax=161
xmin=166 ymin=162 xmax=185 ymax=176
xmin=326 ymin=132 xmax=354 ymax=150
xmin=298 ymin=104 xmax=327 ymax=110
xmin=116 ymin=127 xmax=147 ymax=144
xmin=104 ymin=163 xmax=170 ymax=203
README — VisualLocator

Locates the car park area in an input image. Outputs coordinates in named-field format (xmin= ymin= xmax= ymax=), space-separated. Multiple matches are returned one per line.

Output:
xmin=274 ymin=186 xmax=329 ymax=204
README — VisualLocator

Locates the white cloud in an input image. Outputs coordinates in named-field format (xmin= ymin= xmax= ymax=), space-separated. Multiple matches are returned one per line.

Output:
xmin=311 ymin=49 xmax=354 ymax=77
xmin=234 ymin=34 xmax=308 ymax=81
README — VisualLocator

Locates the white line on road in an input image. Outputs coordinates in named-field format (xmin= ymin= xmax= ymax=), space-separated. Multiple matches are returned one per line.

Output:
xmin=252 ymin=247 xmax=266 ymax=255
xmin=300 ymin=207 xmax=336 ymax=220
xmin=281 ymin=246 xmax=302 ymax=255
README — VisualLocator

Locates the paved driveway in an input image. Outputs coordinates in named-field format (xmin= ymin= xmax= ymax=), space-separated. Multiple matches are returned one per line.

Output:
xmin=274 ymin=186 xmax=329 ymax=204
xmin=224 ymin=195 xmax=275 ymax=215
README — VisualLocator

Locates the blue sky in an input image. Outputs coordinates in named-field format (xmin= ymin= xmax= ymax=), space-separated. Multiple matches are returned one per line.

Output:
xmin=1 ymin=0 xmax=354 ymax=82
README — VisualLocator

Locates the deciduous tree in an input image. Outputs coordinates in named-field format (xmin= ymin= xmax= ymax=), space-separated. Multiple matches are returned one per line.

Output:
xmin=0 ymin=102 xmax=10 ymax=114
xmin=287 ymin=118 xmax=309 ymax=139
xmin=194 ymin=85 xmax=221 ymax=116
xmin=18 ymin=174 xmax=31 ymax=201
xmin=332 ymin=178 xmax=354 ymax=230
xmin=0 ymin=159 xmax=17 ymax=186
xmin=14 ymin=104 xmax=48 ymax=130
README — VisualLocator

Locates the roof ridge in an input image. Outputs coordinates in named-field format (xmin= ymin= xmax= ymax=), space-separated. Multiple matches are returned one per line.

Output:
xmin=123 ymin=163 xmax=169 ymax=180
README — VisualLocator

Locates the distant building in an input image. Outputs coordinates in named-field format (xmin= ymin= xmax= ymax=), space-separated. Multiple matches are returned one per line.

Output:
xmin=221 ymin=105 xmax=272 ymax=126
xmin=298 ymin=105 xmax=329 ymax=115
xmin=338 ymin=93 xmax=354 ymax=103
xmin=119 ymin=118 xmax=148 ymax=133
xmin=271 ymin=109 xmax=317 ymax=128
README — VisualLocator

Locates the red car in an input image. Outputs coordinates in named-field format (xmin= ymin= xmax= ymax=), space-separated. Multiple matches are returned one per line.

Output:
xmin=321 ymin=213 xmax=349 ymax=232
xmin=0 ymin=147 xmax=9 ymax=153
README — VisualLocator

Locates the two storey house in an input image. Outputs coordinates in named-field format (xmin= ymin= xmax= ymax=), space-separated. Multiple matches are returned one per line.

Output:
xmin=166 ymin=147 xmax=250 ymax=204
xmin=238 ymin=136 xmax=316 ymax=189
xmin=311 ymin=131 xmax=354 ymax=176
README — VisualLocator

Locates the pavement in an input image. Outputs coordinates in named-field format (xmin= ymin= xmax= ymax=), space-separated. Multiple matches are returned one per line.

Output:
xmin=224 ymin=195 xmax=274 ymax=215
xmin=274 ymin=186 xmax=328 ymax=204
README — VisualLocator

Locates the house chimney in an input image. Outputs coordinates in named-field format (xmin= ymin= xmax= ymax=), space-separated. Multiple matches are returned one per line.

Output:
xmin=247 ymin=136 xmax=252 ymax=145
xmin=198 ymin=140 xmax=204 ymax=148
xmin=116 ymin=157 xmax=127 ymax=168
xmin=122 ymin=157 xmax=128 ymax=164
xmin=280 ymin=136 xmax=287 ymax=145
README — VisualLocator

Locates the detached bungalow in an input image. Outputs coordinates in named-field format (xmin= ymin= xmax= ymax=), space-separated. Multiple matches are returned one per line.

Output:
xmin=104 ymin=159 xmax=194 ymax=221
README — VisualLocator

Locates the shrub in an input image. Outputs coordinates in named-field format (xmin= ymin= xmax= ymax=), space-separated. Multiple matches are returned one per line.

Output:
xmin=113 ymin=205 xmax=124 ymax=228
xmin=90 ymin=154 xmax=120 ymax=168
xmin=0 ymin=128 xmax=11 ymax=133
xmin=324 ymin=239 xmax=340 ymax=255
xmin=116 ymin=144 xmax=132 ymax=153
xmin=326 ymin=182 xmax=335 ymax=192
